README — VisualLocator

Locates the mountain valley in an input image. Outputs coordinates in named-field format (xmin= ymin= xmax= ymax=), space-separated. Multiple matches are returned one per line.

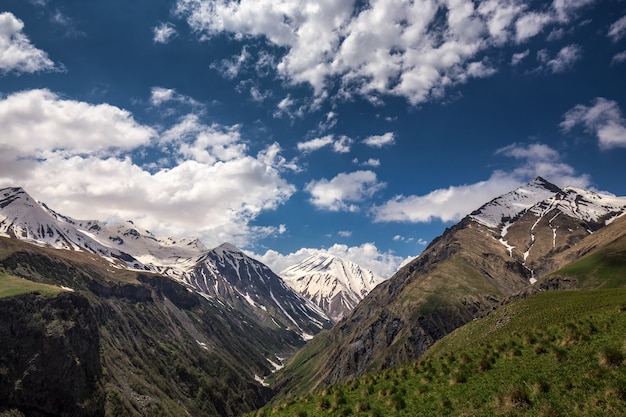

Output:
xmin=1 ymin=178 xmax=625 ymax=416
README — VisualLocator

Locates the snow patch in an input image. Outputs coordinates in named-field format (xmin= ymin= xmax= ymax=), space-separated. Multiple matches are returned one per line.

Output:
xmin=254 ymin=375 xmax=269 ymax=387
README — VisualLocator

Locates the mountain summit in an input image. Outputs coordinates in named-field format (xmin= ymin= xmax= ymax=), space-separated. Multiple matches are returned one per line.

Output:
xmin=280 ymin=254 xmax=383 ymax=323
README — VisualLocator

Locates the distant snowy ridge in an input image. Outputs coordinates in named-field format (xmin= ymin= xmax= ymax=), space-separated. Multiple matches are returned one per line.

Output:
xmin=280 ymin=253 xmax=383 ymax=323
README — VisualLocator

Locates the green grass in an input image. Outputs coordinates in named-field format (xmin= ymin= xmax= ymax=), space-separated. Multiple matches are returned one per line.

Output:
xmin=548 ymin=234 xmax=626 ymax=289
xmin=251 ymin=289 xmax=626 ymax=416
xmin=0 ymin=269 xmax=66 ymax=298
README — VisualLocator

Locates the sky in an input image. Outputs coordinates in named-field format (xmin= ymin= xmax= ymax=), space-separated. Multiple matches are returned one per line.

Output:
xmin=1 ymin=0 xmax=625 ymax=278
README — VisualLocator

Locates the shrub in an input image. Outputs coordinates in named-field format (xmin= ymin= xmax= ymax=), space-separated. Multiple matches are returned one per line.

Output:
xmin=599 ymin=346 xmax=624 ymax=368
xmin=355 ymin=400 xmax=370 ymax=412
xmin=318 ymin=397 xmax=330 ymax=410
xmin=497 ymin=385 xmax=530 ymax=410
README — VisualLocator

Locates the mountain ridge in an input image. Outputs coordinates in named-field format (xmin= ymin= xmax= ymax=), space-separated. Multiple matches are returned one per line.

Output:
xmin=0 ymin=186 xmax=332 ymax=341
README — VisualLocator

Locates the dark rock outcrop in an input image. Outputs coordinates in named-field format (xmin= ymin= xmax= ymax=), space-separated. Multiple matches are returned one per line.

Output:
xmin=0 ymin=292 xmax=104 ymax=417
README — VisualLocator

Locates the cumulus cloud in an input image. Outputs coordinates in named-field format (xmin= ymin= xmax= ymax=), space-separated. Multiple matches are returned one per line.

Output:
xmin=153 ymin=22 xmax=178 ymax=43
xmin=537 ymin=44 xmax=583 ymax=73
xmin=561 ymin=97 xmax=626 ymax=149
xmin=297 ymin=135 xmax=334 ymax=152
xmin=305 ymin=170 xmax=385 ymax=212
xmin=612 ymin=51 xmax=626 ymax=66
xmin=297 ymin=134 xmax=353 ymax=154
xmin=354 ymin=158 xmax=381 ymax=167
xmin=608 ymin=15 xmax=626 ymax=42
xmin=0 ymin=12 xmax=56 ymax=74
xmin=251 ymin=242 xmax=413 ymax=279
xmin=175 ymin=0 xmax=592 ymax=105
xmin=150 ymin=86 xmax=199 ymax=107
xmin=363 ymin=132 xmax=395 ymax=148
xmin=372 ymin=142 xmax=590 ymax=223
xmin=0 ymin=89 xmax=297 ymax=248
xmin=0 ymin=89 xmax=155 ymax=158
xmin=511 ymin=49 xmax=530 ymax=66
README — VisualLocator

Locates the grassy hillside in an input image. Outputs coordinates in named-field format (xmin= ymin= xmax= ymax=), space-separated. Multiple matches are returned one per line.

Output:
xmin=545 ymin=233 xmax=626 ymax=289
xmin=252 ymin=288 xmax=626 ymax=416
xmin=0 ymin=269 xmax=66 ymax=298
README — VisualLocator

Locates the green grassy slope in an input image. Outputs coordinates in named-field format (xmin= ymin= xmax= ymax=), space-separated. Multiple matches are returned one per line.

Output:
xmin=0 ymin=269 xmax=66 ymax=298
xmin=545 ymin=233 xmax=626 ymax=289
xmin=252 ymin=288 xmax=626 ymax=416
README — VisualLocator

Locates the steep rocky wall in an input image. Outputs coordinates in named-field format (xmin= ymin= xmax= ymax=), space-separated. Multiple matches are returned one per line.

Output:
xmin=0 ymin=292 xmax=104 ymax=417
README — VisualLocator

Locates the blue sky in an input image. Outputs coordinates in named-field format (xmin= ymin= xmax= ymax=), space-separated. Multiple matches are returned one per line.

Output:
xmin=1 ymin=0 xmax=625 ymax=277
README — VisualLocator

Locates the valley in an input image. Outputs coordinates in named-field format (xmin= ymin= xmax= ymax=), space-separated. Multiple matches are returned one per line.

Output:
xmin=1 ymin=178 xmax=625 ymax=416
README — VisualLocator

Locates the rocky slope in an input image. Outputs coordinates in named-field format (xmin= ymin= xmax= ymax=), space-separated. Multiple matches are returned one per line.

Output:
xmin=0 ymin=236 xmax=300 ymax=416
xmin=280 ymin=254 xmax=383 ymax=323
xmin=273 ymin=177 xmax=626 ymax=394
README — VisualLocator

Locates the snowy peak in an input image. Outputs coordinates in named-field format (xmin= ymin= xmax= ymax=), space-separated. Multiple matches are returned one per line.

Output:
xmin=280 ymin=254 xmax=383 ymax=323
xmin=470 ymin=177 xmax=561 ymax=228
xmin=0 ymin=186 xmax=117 ymax=255
xmin=212 ymin=242 xmax=244 ymax=258
xmin=190 ymin=243 xmax=331 ymax=338
xmin=548 ymin=187 xmax=626 ymax=225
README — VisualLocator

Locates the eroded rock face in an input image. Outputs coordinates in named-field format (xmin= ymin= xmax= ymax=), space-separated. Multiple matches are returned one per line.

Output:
xmin=0 ymin=292 xmax=104 ymax=417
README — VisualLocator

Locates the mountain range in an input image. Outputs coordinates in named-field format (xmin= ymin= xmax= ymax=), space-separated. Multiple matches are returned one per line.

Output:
xmin=273 ymin=177 xmax=626 ymax=395
xmin=0 ymin=186 xmax=385 ymax=338
xmin=1 ymin=177 xmax=625 ymax=416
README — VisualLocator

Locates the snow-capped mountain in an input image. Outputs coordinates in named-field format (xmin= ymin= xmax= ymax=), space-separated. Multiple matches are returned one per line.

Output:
xmin=0 ymin=186 xmax=331 ymax=339
xmin=0 ymin=187 xmax=144 ymax=267
xmin=469 ymin=177 xmax=562 ymax=228
xmin=280 ymin=254 xmax=383 ymax=323
xmin=189 ymin=243 xmax=331 ymax=337
xmin=469 ymin=177 xmax=626 ymax=280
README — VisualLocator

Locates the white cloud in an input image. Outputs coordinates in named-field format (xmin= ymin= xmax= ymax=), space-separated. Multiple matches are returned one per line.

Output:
xmin=355 ymin=158 xmax=381 ymax=168
xmin=297 ymin=134 xmax=352 ymax=154
xmin=363 ymin=132 xmax=395 ymax=148
xmin=150 ymin=87 xmax=175 ymax=106
xmin=297 ymin=135 xmax=333 ymax=152
xmin=612 ymin=51 xmax=626 ymax=66
xmin=337 ymin=230 xmax=352 ymax=238
xmin=211 ymin=47 xmax=251 ymax=79
xmin=305 ymin=170 xmax=385 ymax=212
xmin=150 ymin=86 xmax=200 ymax=109
xmin=249 ymin=86 xmax=271 ymax=102
xmin=515 ymin=12 xmax=554 ymax=43
xmin=511 ymin=49 xmax=530 ymax=65
xmin=333 ymin=135 xmax=353 ymax=153
xmin=561 ymin=98 xmax=626 ymax=149
xmin=175 ymin=0 xmax=592 ymax=106
xmin=540 ymin=44 xmax=583 ymax=73
xmin=0 ymin=12 xmax=56 ymax=74
xmin=153 ymin=22 xmax=178 ymax=44
xmin=0 ymin=89 xmax=155 ymax=158
xmin=552 ymin=0 xmax=596 ymax=22
xmin=372 ymin=142 xmax=590 ymax=223
xmin=251 ymin=242 xmax=414 ymax=279
xmin=0 ymin=89 xmax=297 ymax=249
xmin=608 ymin=15 xmax=626 ymax=42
